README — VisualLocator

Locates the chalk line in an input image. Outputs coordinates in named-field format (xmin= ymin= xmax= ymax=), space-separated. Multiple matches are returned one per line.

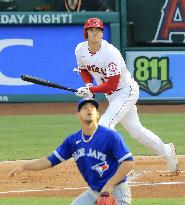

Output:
xmin=0 ymin=181 xmax=185 ymax=195
xmin=0 ymin=187 xmax=88 ymax=195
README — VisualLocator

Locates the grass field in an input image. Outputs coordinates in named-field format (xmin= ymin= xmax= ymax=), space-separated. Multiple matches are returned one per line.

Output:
xmin=0 ymin=113 xmax=184 ymax=160
xmin=0 ymin=197 xmax=185 ymax=205
xmin=0 ymin=113 xmax=185 ymax=204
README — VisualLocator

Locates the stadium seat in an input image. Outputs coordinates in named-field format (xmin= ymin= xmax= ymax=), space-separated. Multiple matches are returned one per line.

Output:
xmin=0 ymin=0 xmax=17 ymax=11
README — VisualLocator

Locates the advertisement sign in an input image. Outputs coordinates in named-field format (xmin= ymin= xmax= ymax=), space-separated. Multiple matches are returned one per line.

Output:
xmin=127 ymin=0 xmax=185 ymax=45
xmin=126 ymin=51 xmax=185 ymax=100
xmin=0 ymin=25 xmax=110 ymax=101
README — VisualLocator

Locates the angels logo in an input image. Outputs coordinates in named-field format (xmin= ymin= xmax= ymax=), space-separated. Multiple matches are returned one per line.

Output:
xmin=153 ymin=0 xmax=185 ymax=42
xmin=108 ymin=62 xmax=117 ymax=73
xmin=91 ymin=161 xmax=109 ymax=177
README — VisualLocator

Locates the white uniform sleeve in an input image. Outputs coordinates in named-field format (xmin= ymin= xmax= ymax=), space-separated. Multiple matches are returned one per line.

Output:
xmin=105 ymin=48 xmax=125 ymax=77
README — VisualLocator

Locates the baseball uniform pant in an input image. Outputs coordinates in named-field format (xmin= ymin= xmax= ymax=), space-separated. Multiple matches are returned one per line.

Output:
xmin=98 ymin=82 xmax=172 ymax=159
xmin=71 ymin=182 xmax=131 ymax=205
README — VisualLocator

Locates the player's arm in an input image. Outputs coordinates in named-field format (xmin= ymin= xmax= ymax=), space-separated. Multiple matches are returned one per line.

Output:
xmin=8 ymin=157 xmax=52 ymax=177
xmin=8 ymin=136 xmax=72 ymax=178
xmin=75 ymin=69 xmax=94 ymax=98
xmin=101 ymin=131 xmax=135 ymax=193
xmin=75 ymin=44 xmax=93 ymax=86
xmin=78 ymin=56 xmax=121 ymax=94
xmin=89 ymin=74 xmax=120 ymax=94
xmin=79 ymin=69 xmax=93 ymax=85
xmin=76 ymin=72 xmax=120 ymax=97
xmin=101 ymin=160 xmax=134 ymax=193
xmin=79 ymin=67 xmax=120 ymax=93
xmin=89 ymin=51 xmax=122 ymax=94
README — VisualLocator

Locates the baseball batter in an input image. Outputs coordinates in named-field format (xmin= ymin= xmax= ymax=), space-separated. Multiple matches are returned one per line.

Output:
xmin=75 ymin=18 xmax=179 ymax=174
xmin=8 ymin=98 xmax=134 ymax=205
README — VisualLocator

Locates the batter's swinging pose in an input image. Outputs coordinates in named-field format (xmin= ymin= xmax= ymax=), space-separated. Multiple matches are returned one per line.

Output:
xmin=9 ymin=98 xmax=134 ymax=205
xmin=75 ymin=18 xmax=179 ymax=174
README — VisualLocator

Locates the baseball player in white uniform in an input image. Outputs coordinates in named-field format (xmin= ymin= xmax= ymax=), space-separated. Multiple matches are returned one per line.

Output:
xmin=75 ymin=18 xmax=179 ymax=174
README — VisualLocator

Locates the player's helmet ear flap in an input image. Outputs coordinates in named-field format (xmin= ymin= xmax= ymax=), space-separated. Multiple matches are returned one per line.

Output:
xmin=84 ymin=18 xmax=104 ymax=39
xmin=84 ymin=30 xmax=88 ymax=39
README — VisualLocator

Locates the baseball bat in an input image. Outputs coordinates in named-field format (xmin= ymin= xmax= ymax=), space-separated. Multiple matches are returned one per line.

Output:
xmin=21 ymin=74 xmax=77 ymax=92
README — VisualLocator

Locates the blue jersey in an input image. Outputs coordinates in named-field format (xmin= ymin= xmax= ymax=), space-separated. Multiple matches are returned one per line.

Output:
xmin=48 ymin=125 xmax=133 ymax=192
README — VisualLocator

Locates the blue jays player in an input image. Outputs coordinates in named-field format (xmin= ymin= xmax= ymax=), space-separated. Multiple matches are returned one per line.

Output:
xmin=8 ymin=98 xmax=134 ymax=205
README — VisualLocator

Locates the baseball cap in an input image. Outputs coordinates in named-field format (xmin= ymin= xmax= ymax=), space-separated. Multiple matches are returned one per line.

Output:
xmin=77 ymin=98 xmax=99 ymax=112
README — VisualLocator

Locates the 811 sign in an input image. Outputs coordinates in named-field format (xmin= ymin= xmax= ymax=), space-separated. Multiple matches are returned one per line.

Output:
xmin=134 ymin=56 xmax=172 ymax=96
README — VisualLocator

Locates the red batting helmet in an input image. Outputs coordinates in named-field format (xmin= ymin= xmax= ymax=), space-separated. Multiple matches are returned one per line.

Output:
xmin=84 ymin=18 xmax=104 ymax=39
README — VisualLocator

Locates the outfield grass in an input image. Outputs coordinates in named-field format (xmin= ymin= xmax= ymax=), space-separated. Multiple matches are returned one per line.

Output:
xmin=0 ymin=113 xmax=185 ymax=160
xmin=0 ymin=114 xmax=79 ymax=160
xmin=0 ymin=197 xmax=185 ymax=205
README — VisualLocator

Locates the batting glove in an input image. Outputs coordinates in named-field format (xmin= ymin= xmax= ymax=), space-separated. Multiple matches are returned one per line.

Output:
xmin=75 ymin=86 xmax=94 ymax=98
xmin=86 ymin=83 xmax=93 ymax=88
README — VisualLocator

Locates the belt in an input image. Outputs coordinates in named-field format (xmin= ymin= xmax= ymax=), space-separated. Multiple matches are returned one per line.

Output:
xmin=106 ymin=88 xmax=122 ymax=95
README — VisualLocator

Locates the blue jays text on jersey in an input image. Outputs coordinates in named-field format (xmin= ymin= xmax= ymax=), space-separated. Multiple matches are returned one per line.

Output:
xmin=48 ymin=125 xmax=133 ymax=192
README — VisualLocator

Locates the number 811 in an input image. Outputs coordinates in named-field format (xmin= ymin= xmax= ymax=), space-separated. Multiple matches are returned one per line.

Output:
xmin=134 ymin=57 xmax=169 ymax=81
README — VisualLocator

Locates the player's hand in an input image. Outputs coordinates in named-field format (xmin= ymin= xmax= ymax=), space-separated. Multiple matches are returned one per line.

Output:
xmin=8 ymin=166 xmax=24 ymax=178
xmin=75 ymin=86 xmax=94 ymax=98
xmin=101 ymin=182 xmax=114 ymax=194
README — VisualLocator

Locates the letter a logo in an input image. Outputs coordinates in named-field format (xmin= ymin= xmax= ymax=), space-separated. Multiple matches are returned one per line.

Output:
xmin=153 ymin=0 xmax=185 ymax=42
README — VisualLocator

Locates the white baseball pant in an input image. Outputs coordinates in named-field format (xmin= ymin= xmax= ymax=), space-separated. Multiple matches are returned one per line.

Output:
xmin=98 ymin=81 xmax=172 ymax=159
xmin=71 ymin=182 xmax=131 ymax=205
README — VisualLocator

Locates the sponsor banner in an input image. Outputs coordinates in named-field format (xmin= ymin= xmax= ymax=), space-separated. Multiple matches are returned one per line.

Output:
xmin=127 ymin=0 xmax=185 ymax=45
xmin=153 ymin=0 xmax=185 ymax=43
xmin=0 ymin=13 xmax=72 ymax=24
xmin=0 ymin=25 xmax=110 ymax=102
xmin=126 ymin=51 xmax=185 ymax=100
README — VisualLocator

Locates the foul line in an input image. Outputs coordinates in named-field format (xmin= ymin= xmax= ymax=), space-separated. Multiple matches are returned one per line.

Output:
xmin=138 ymin=170 xmax=185 ymax=173
xmin=1 ymin=181 xmax=185 ymax=195
xmin=0 ymin=187 xmax=89 ymax=195
xmin=129 ymin=181 xmax=185 ymax=186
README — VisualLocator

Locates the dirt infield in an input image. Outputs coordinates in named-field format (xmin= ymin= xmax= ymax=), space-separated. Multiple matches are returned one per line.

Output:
xmin=0 ymin=102 xmax=185 ymax=199
xmin=0 ymin=156 xmax=185 ymax=198
xmin=0 ymin=102 xmax=185 ymax=115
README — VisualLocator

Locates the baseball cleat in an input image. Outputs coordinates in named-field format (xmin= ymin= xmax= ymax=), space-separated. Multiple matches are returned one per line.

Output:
xmin=167 ymin=143 xmax=179 ymax=174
